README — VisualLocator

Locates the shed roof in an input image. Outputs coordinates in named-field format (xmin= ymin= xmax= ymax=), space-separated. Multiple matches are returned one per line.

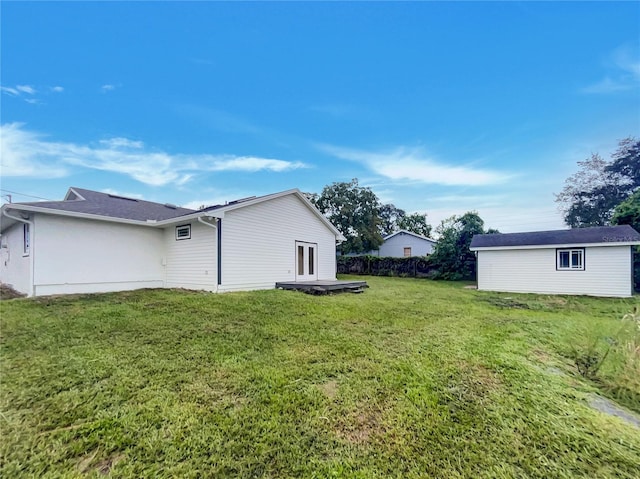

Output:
xmin=470 ymin=225 xmax=640 ymax=249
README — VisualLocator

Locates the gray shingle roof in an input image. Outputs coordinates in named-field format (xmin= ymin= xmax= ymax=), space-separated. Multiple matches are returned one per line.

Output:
xmin=470 ymin=225 xmax=640 ymax=249
xmin=13 ymin=187 xmax=195 ymax=222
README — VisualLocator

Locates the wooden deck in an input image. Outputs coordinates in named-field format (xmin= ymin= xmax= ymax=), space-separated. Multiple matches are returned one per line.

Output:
xmin=276 ymin=280 xmax=369 ymax=295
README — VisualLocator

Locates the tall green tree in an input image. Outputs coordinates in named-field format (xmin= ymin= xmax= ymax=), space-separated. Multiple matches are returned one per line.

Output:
xmin=555 ymin=137 xmax=640 ymax=227
xmin=611 ymin=189 xmax=640 ymax=232
xmin=378 ymin=203 xmax=406 ymax=237
xmin=429 ymin=212 xmax=488 ymax=280
xmin=398 ymin=213 xmax=432 ymax=238
xmin=312 ymin=179 xmax=384 ymax=254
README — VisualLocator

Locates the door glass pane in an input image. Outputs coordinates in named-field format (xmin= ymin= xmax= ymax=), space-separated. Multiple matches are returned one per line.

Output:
xmin=298 ymin=246 xmax=304 ymax=275
xmin=308 ymin=247 xmax=314 ymax=275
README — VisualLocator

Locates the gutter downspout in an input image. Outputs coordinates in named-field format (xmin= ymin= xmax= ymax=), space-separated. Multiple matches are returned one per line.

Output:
xmin=2 ymin=209 xmax=35 ymax=297
xmin=197 ymin=216 xmax=220 ymax=291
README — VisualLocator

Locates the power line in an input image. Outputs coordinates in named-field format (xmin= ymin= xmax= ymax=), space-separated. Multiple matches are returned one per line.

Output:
xmin=0 ymin=189 xmax=54 ymax=201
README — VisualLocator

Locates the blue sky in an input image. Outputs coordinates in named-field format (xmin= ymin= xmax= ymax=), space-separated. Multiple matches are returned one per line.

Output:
xmin=1 ymin=1 xmax=639 ymax=233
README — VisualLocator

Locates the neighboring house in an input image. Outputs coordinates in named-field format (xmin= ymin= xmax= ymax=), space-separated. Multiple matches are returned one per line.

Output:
xmin=0 ymin=187 xmax=345 ymax=297
xmin=378 ymin=230 xmax=436 ymax=257
xmin=470 ymin=225 xmax=640 ymax=298
xmin=344 ymin=230 xmax=436 ymax=258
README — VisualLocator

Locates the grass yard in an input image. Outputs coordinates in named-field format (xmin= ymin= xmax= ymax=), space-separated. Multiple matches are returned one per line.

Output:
xmin=1 ymin=276 xmax=639 ymax=478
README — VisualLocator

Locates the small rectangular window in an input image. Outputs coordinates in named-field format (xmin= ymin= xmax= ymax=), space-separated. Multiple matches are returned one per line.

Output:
xmin=23 ymin=223 xmax=30 ymax=255
xmin=176 ymin=224 xmax=191 ymax=240
xmin=404 ymin=247 xmax=411 ymax=257
xmin=557 ymin=248 xmax=584 ymax=270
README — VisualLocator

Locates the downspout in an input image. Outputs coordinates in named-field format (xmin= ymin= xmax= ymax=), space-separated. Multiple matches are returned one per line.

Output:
xmin=197 ymin=216 xmax=220 ymax=290
xmin=2 ymin=209 xmax=35 ymax=297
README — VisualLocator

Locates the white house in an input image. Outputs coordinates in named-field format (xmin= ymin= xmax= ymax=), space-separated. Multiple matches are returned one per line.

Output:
xmin=377 ymin=230 xmax=436 ymax=257
xmin=470 ymin=225 xmax=640 ymax=298
xmin=0 ymin=187 xmax=345 ymax=297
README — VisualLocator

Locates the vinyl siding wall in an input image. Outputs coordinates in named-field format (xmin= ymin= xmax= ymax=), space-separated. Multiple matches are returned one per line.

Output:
xmin=379 ymin=233 xmax=435 ymax=257
xmin=0 ymin=222 xmax=32 ymax=295
xmin=477 ymin=246 xmax=634 ymax=297
xmin=33 ymin=215 xmax=165 ymax=296
xmin=164 ymin=221 xmax=217 ymax=291
xmin=219 ymin=194 xmax=337 ymax=291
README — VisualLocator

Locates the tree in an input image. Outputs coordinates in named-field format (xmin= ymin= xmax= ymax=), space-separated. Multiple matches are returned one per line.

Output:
xmin=555 ymin=138 xmax=640 ymax=227
xmin=429 ymin=212 xmax=486 ymax=280
xmin=611 ymin=190 xmax=640 ymax=291
xmin=398 ymin=213 xmax=432 ymax=238
xmin=312 ymin=179 xmax=384 ymax=255
xmin=611 ymin=189 xmax=640 ymax=232
xmin=378 ymin=203 xmax=406 ymax=238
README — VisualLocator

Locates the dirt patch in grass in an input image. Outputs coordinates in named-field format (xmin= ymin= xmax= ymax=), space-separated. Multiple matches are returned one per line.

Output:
xmin=335 ymin=406 xmax=387 ymax=445
xmin=77 ymin=450 xmax=125 ymax=475
xmin=0 ymin=283 xmax=25 ymax=300
xmin=317 ymin=379 xmax=339 ymax=399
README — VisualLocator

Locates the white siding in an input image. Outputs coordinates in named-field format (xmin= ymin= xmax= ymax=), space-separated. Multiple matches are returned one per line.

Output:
xmin=0 ymin=222 xmax=32 ymax=295
xmin=33 ymin=215 xmax=165 ymax=296
xmin=219 ymin=194 xmax=337 ymax=291
xmin=164 ymin=221 xmax=217 ymax=291
xmin=379 ymin=233 xmax=435 ymax=257
xmin=477 ymin=246 xmax=634 ymax=298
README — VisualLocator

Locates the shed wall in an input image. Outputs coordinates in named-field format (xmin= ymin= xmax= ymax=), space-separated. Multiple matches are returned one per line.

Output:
xmin=219 ymin=194 xmax=337 ymax=291
xmin=33 ymin=215 xmax=165 ymax=296
xmin=477 ymin=246 xmax=633 ymax=297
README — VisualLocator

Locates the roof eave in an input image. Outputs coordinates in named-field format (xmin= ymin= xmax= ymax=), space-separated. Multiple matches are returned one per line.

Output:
xmin=471 ymin=241 xmax=640 ymax=251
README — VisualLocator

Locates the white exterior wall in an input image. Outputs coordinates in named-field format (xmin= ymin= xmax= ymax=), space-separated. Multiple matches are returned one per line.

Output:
xmin=164 ymin=221 xmax=217 ymax=291
xmin=477 ymin=245 xmax=634 ymax=298
xmin=379 ymin=233 xmax=435 ymax=257
xmin=0 ymin=222 xmax=32 ymax=295
xmin=219 ymin=194 xmax=337 ymax=291
xmin=33 ymin=215 xmax=165 ymax=296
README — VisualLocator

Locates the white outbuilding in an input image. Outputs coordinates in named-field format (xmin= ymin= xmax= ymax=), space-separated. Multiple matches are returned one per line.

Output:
xmin=470 ymin=225 xmax=640 ymax=298
xmin=0 ymin=187 xmax=345 ymax=297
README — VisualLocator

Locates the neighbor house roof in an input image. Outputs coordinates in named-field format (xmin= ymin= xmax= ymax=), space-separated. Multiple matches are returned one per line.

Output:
xmin=384 ymin=230 xmax=436 ymax=243
xmin=470 ymin=225 xmax=640 ymax=250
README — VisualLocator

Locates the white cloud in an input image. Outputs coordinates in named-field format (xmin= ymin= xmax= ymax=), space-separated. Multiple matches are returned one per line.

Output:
xmin=0 ymin=123 xmax=309 ymax=187
xmin=0 ymin=86 xmax=20 ymax=96
xmin=582 ymin=44 xmax=640 ymax=94
xmin=16 ymin=85 xmax=36 ymax=95
xmin=51 ymin=86 xmax=64 ymax=93
xmin=101 ymin=84 xmax=116 ymax=92
xmin=99 ymin=137 xmax=144 ymax=149
xmin=0 ymin=123 xmax=69 ymax=178
xmin=204 ymin=156 xmax=308 ymax=172
xmin=24 ymin=98 xmax=42 ymax=105
xmin=319 ymin=144 xmax=509 ymax=186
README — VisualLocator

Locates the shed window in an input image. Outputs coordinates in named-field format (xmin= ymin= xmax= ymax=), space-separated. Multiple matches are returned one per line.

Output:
xmin=557 ymin=248 xmax=584 ymax=270
xmin=176 ymin=224 xmax=191 ymax=240
xmin=404 ymin=247 xmax=411 ymax=257
xmin=23 ymin=224 xmax=30 ymax=255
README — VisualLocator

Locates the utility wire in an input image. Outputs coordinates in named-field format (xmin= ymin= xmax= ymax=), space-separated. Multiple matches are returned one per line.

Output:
xmin=0 ymin=189 xmax=54 ymax=201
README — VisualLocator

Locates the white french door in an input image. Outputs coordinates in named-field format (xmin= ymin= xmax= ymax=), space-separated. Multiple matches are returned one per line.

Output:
xmin=295 ymin=241 xmax=318 ymax=281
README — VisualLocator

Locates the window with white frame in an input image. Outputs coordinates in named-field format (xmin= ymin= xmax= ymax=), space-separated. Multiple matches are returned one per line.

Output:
xmin=23 ymin=223 xmax=30 ymax=255
xmin=557 ymin=248 xmax=584 ymax=270
xmin=175 ymin=224 xmax=191 ymax=240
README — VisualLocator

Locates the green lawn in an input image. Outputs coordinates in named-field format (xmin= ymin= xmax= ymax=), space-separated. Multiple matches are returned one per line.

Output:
xmin=1 ymin=276 xmax=639 ymax=478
